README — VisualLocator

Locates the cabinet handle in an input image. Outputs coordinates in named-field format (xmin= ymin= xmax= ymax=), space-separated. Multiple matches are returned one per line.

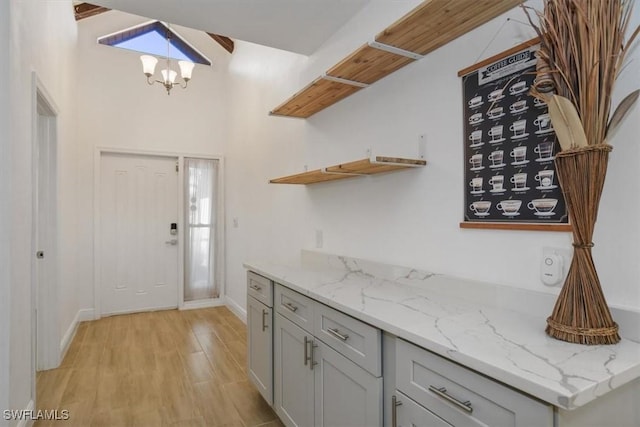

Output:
xmin=327 ymin=328 xmax=349 ymax=341
xmin=304 ymin=336 xmax=310 ymax=366
xmin=310 ymin=340 xmax=318 ymax=371
xmin=428 ymin=386 xmax=473 ymax=413
xmin=391 ymin=394 xmax=402 ymax=427
xmin=249 ymin=284 xmax=262 ymax=291
xmin=262 ymin=309 xmax=268 ymax=331
xmin=283 ymin=302 xmax=299 ymax=312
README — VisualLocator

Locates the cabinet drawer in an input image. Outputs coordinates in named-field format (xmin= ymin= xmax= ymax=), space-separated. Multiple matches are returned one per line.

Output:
xmin=394 ymin=390 xmax=452 ymax=427
xmin=396 ymin=339 xmax=552 ymax=427
xmin=314 ymin=303 xmax=381 ymax=377
xmin=247 ymin=271 xmax=273 ymax=307
xmin=275 ymin=285 xmax=315 ymax=333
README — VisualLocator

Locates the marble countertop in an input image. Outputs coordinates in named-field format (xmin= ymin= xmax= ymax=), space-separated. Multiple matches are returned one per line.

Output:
xmin=244 ymin=251 xmax=640 ymax=410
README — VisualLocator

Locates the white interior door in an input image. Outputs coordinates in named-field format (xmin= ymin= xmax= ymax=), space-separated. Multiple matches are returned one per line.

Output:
xmin=34 ymin=94 xmax=58 ymax=372
xmin=100 ymin=153 xmax=179 ymax=315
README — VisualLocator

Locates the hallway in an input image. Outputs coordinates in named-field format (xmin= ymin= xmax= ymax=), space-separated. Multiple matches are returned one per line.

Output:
xmin=35 ymin=307 xmax=282 ymax=426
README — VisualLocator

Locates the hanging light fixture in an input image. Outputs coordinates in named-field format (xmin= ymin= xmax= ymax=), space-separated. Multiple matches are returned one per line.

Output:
xmin=140 ymin=24 xmax=194 ymax=95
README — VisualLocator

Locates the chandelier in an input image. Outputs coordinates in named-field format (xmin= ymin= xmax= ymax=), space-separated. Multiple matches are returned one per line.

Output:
xmin=140 ymin=24 xmax=194 ymax=95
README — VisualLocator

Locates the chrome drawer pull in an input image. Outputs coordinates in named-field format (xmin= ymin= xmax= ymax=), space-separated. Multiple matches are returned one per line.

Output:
xmin=428 ymin=386 xmax=473 ymax=413
xmin=283 ymin=302 xmax=299 ymax=312
xmin=304 ymin=336 xmax=311 ymax=366
xmin=391 ymin=394 xmax=402 ymax=427
xmin=249 ymin=284 xmax=262 ymax=291
xmin=327 ymin=328 xmax=349 ymax=341
xmin=310 ymin=341 xmax=318 ymax=371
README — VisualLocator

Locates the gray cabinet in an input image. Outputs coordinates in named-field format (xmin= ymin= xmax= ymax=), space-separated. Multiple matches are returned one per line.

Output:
xmin=273 ymin=284 xmax=382 ymax=427
xmin=395 ymin=339 xmax=553 ymax=427
xmin=314 ymin=340 xmax=382 ymax=427
xmin=393 ymin=391 xmax=452 ymax=427
xmin=247 ymin=295 xmax=273 ymax=404
xmin=274 ymin=313 xmax=315 ymax=427
xmin=247 ymin=272 xmax=274 ymax=405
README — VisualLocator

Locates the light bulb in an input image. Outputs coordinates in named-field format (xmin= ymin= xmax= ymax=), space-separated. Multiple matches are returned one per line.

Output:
xmin=178 ymin=61 xmax=195 ymax=81
xmin=161 ymin=69 xmax=177 ymax=84
xmin=140 ymin=55 xmax=158 ymax=76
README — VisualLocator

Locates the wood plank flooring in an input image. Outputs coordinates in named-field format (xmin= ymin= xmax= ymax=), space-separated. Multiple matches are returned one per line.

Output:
xmin=35 ymin=307 xmax=282 ymax=427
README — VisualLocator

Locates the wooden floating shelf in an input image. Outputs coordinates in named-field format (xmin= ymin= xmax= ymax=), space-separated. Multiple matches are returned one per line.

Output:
xmin=269 ymin=156 xmax=426 ymax=185
xmin=271 ymin=0 xmax=523 ymax=119
xmin=270 ymin=77 xmax=363 ymax=118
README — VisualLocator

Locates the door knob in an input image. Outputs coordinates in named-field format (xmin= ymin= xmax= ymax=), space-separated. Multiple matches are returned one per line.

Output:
xmin=165 ymin=239 xmax=178 ymax=245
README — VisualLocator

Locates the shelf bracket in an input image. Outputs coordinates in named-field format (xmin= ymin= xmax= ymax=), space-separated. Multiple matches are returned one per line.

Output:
xmin=320 ymin=168 xmax=368 ymax=176
xmin=368 ymin=41 xmax=424 ymax=60
xmin=321 ymin=74 xmax=369 ymax=88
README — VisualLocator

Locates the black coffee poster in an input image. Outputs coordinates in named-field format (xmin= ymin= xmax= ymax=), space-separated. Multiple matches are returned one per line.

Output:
xmin=461 ymin=44 xmax=568 ymax=225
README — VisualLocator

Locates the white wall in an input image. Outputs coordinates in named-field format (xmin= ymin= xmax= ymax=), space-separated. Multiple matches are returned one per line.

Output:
xmin=223 ymin=0 xmax=640 ymax=317
xmin=0 ymin=1 xmax=11 ymax=423
xmin=8 ymin=0 xmax=78 ymax=419
xmin=75 ymin=11 xmax=232 ymax=314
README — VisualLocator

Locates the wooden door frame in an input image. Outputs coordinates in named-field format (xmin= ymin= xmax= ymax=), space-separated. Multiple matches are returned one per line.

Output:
xmin=93 ymin=147 xmax=226 ymax=319
xmin=31 ymin=71 xmax=60 ymax=391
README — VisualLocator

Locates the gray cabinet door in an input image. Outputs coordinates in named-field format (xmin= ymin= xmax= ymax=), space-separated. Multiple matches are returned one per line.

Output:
xmin=394 ymin=391 xmax=452 ymax=427
xmin=314 ymin=340 xmax=382 ymax=427
xmin=248 ymin=296 xmax=273 ymax=405
xmin=274 ymin=313 xmax=315 ymax=427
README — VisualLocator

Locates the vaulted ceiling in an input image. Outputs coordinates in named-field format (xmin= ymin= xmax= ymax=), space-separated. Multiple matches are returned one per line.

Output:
xmin=84 ymin=0 xmax=371 ymax=55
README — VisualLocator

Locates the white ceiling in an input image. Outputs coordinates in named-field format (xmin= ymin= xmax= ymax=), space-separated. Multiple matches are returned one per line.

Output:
xmin=92 ymin=0 xmax=371 ymax=55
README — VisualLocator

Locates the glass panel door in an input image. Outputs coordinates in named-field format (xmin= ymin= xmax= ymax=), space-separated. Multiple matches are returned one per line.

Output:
xmin=184 ymin=158 xmax=219 ymax=301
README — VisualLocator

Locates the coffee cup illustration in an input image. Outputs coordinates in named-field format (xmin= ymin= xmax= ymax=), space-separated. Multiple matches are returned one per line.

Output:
xmin=488 ymin=150 xmax=504 ymax=166
xmin=534 ymin=141 xmax=554 ymax=160
xmin=510 ymin=172 xmax=527 ymax=189
xmin=469 ymin=177 xmax=483 ymax=192
xmin=509 ymin=100 xmax=527 ymax=114
xmin=510 ymin=146 xmax=527 ymax=163
xmin=488 ymin=125 xmax=503 ymax=142
xmin=469 ymin=201 xmax=491 ymax=215
xmin=469 ymin=130 xmax=482 ymax=144
xmin=510 ymin=120 xmax=527 ymax=137
xmin=533 ymin=97 xmax=547 ymax=108
xmin=468 ymin=96 xmax=483 ymax=108
xmin=489 ymin=175 xmax=504 ymax=191
xmin=534 ymin=113 xmax=553 ymax=132
xmin=509 ymin=81 xmax=528 ymax=95
xmin=496 ymin=200 xmax=522 ymax=215
xmin=488 ymin=89 xmax=504 ymax=102
xmin=487 ymin=106 xmax=504 ymax=119
xmin=535 ymin=170 xmax=555 ymax=188
xmin=469 ymin=153 xmax=483 ymax=169
xmin=527 ymin=198 xmax=558 ymax=215
xmin=469 ymin=112 xmax=483 ymax=125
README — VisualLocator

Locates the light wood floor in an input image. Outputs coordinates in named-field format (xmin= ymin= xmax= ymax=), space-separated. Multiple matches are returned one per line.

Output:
xmin=35 ymin=307 xmax=282 ymax=427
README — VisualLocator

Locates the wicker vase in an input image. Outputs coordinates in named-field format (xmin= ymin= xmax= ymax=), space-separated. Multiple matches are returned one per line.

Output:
xmin=546 ymin=144 xmax=620 ymax=345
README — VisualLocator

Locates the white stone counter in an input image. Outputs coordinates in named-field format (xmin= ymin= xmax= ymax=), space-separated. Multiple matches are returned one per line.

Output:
xmin=244 ymin=251 xmax=640 ymax=410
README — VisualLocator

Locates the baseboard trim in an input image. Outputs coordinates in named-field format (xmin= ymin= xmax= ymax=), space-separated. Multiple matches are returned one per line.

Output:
xmin=180 ymin=298 xmax=225 ymax=311
xmin=16 ymin=399 xmax=34 ymax=427
xmin=224 ymin=296 xmax=247 ymax=323
xmin=100 ymin=305 xmax=177 ymax=317
xmin=59 ymin=308 xmax=94 ymax=362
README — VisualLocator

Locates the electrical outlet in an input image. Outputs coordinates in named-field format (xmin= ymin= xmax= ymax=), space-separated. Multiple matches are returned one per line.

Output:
xmin=233 ymin=218 xmax=239 ymax=228
xmin=315 ymin=230 xmax=323 ymax=249
xmin=542 ymin=247 xmax=572 ymax=286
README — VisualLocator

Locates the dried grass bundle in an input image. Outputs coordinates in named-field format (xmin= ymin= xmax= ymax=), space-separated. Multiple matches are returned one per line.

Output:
xmin=524 ymin=0 xmax=639 ymax=345
xmin=526 ymin=0 xmax=639 ymax=144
